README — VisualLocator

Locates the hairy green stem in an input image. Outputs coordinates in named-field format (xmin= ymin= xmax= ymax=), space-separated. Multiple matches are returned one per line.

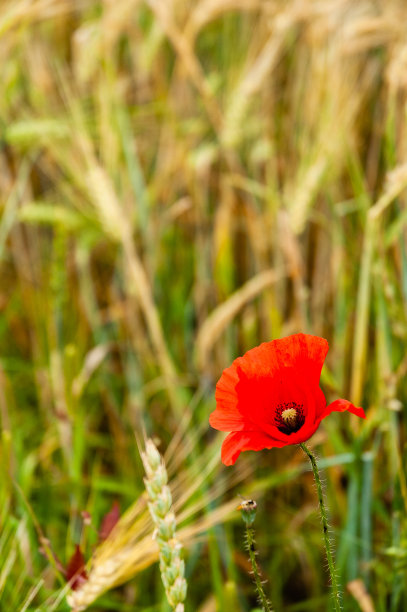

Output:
xmin=300 ymin=442 xmax=341 ymax=612
xmin=245 ymin=525 xmax=273 ymax=612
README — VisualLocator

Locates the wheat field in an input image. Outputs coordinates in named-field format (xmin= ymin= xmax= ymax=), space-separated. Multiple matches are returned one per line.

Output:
xmin=0 ymin=0 xmax=407 ymax=610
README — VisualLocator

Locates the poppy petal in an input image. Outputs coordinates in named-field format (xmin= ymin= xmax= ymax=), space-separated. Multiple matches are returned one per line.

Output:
xmin=211 ymin=363 xmax=250 ymax=431
xmin=209 ymin=409 xmax=249 ymax=431
xmin=319 ymin=398 xmax=366 ymax=421
xmin=211 ymin=334 xmax=329 ymax=434
xmin=221 ymin=430 xmax=287 ymax=466
xmin=234 ymin=334 xmax=329 ymax=387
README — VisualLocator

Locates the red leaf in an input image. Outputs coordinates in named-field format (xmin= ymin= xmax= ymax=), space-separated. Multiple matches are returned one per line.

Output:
xmin=66 ymin=545 xmax=87 ymax=590
xmin=98 ymin=501 xmax=120 ymax=542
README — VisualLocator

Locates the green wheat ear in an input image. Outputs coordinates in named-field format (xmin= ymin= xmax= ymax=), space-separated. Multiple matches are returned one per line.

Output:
xmin=141 ymin=439 xmax=187 ymax=612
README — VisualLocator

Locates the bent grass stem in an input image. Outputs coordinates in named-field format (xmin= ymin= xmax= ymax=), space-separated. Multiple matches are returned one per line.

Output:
xmin=300 ymin=442 xmax=341 ymax=612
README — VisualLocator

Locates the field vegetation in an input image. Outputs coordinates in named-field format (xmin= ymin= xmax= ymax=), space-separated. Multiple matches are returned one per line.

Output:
xmin=0 ymin=0 xmax=407 ymax=610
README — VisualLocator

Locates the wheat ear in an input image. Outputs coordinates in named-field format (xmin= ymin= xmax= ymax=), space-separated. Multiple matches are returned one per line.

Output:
xmin=141 ymin=439 xmax=187 ymax=612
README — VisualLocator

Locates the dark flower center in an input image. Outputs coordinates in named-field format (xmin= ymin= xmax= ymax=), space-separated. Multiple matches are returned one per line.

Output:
xmin=275 ymin=402 xmax=305 ymax=434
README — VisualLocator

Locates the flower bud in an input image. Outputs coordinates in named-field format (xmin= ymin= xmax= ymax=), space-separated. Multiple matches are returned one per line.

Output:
xmin=237 ymin=499 xmax=257 ymax=526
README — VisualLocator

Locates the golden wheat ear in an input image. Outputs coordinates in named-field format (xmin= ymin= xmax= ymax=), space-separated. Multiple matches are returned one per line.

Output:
xmin=66 ymin=429 xmax=245 ymax=611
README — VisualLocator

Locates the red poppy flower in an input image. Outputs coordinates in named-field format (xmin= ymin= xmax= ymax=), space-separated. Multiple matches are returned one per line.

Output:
xmin=209 ymin=334 xmax=365 ymax=465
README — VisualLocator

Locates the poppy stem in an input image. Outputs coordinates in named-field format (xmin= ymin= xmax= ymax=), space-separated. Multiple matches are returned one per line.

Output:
xmin=245 ymin=526 xmax=273 ymax=612
xmin=300 ymin=443 xmax=341 ymax=612
xmin=239 ymin=501 xmax=273 ymax=612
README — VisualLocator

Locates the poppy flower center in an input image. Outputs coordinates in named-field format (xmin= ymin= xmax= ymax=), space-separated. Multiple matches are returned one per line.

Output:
xmin=275 ymin=402 xmax=305 ymax=435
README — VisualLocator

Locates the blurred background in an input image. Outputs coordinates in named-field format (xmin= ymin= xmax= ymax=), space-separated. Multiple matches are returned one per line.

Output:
xmin=1 ymin=0 xmax=407 ymax=610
